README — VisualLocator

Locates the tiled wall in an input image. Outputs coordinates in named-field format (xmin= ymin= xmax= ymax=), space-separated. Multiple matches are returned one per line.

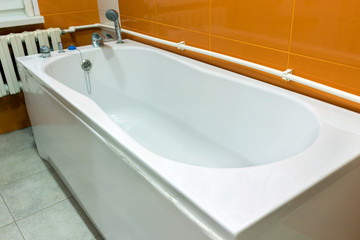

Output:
xmin=0 ymin=0 xmax=99 ymax=134
xmin=112 ymin=0 xmax=360 ymax=112
xmin=2 ymin=0 xmax=358 ymax=133
xmin=38 ymin=0 xmax=99 ymax=47
xmin=1 ymin=1 xmax=99 ymax=49
xmin=0 ymin=93 xmax=30 ymax=135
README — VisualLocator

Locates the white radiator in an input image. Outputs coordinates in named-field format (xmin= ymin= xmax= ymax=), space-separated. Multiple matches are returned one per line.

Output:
xmin=0 ymin=28 xmax=62 ymax=97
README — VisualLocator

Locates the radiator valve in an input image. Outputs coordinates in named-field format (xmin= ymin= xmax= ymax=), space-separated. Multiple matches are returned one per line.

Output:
xmin=40 ymin=45 xmax=51 ymax=58
xmin=58 ymin=42 xmax=65 ymax=53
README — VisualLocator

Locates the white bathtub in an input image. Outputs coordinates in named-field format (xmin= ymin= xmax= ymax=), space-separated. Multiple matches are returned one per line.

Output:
xmin=17 ymin=40 xmax=360 ymax=240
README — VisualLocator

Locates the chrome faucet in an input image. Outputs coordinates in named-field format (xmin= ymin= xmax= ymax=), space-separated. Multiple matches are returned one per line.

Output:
xmin=105 ymin=9 xmax=123 ymax=43
xmin=91 ymin=32 xmax=105 ymax=47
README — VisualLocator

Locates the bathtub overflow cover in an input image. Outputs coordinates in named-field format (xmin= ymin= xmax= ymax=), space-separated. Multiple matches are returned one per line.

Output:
xmin=81 ymin=59 xmax=92 ymax=72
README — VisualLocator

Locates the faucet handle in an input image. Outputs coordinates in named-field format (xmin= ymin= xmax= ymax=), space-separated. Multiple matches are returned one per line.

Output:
xmin=91 ymin=32 xmax=104 ymax=48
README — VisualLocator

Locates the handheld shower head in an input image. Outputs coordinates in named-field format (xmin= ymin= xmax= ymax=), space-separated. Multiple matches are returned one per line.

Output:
xmin=105 ymin=9 xmax=119 ymax=22
xmin=105 ymin=9 xmax=123 ymax=43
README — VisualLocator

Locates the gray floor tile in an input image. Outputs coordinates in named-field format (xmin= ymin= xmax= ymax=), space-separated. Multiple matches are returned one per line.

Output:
xmin=17 ymin=198 xmax=99 ymax=240
xmin=0 ymin=195 xmax=13 ymax=228
xmin=0 ymin=146 xmax=48 ymax=186
xmin=0 ymin=223 xmax=24 ymax=240
xmin=0 ymin=169 xmax=71 ymax=220
xmin=1 ymin=127 xmax=101 ymax=239
xmin=0 ymin=127 xmax=35 ymax=155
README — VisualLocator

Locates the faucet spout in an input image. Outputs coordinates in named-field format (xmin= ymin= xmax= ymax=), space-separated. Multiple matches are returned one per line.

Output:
xmin=91 ymin=32 xmax=105 ymax=47
xmin=105 ymin=9 xmax=123 ymax=44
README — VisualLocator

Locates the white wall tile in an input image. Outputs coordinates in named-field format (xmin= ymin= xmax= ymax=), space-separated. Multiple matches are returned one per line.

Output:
xmin=97 ymin=0 xmax=119 ymax=12
xmin=98 ymin=9 xmax=114 ymax=26
xmin=98 ymin=0 xmax=120 ymax=26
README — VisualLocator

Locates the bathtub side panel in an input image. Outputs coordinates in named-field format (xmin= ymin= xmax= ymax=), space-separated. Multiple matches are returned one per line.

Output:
xmin=20 ymin=70 xmax=216 ymax=240
xmin=261 ymin=163 xmax=360 ymax=240
xmin=19 ymin=65 xmax=51 ymax=160
xmin=241 ymin=157 xmax=360 ymax=240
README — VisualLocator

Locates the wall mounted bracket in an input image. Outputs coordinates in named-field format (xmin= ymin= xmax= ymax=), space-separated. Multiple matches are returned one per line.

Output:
xmin=282 ymin=69 xmax=293 ymax=81
xmin=177 ymin=41 xmax=186 ymax=51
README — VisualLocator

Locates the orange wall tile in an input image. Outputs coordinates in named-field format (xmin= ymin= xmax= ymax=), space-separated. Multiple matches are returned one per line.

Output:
xmin=40 ymin=0 xmax=99 ymax=48
xmin=211 ymin=0 xmax=294 ymax=51
xmin=0 ymin=93 xmax=31 ymax=134
xmin=121 ymin=15 xmax=157 ymax=36
xmin=117 ymin=0 xmax=360 ymax=113
xmin=157 ymin=24 xmax=209 ymax=49
xmin=156 ymin=0 xmax=209 ymax=33
xmin=43 ymin=10 xmax=100 ymax=48
xmin=157 ymin=24 xmax=210 ymax=63
xmin=288 ymin=54 xmax=360 ymax=96
xmin=37 ymin=0 xmax=98 ymax=15
xmin=118 ymin=0 xmax=156 ymax=21
xmin=43 ymin=10 xmax=99 ymax=29
xmin=290 ymin=0 xmax=360 ymax=68
xmin=211 ymin=36 xmax=288 ymax=71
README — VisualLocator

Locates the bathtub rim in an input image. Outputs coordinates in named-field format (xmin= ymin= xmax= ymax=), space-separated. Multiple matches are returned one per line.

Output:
xmin=17 ymin=39 xmax=360 ymax=239
xmin=42 ymin=40 xmax=324 ymax=167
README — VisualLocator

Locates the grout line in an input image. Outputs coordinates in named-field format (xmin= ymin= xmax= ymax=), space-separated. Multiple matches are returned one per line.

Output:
xmin=120 ymin=13 xmax=360 ymax=74
xmin=0 ymin=168 xmax=49 ymax=188
xmin=0 ymin=193 xmax=15 ymax=222
xmin=286 ymin=0 xmax=297 ymax=70
xmin=209 ymin=0 xmax=212 ymax=53
xmin=154 ymin=0 xmax=159 ymax=37
xmin=157 ymin=22 xmax=209 ymax=36
xmin=1 ymin=143 xmax=36 ymax=157
xmin=121 ymin=14 xmax=209 ymax=35
xmin=15 ymin=196 xmax=73 ymax=222
xmin=14 ymin=222 xmax=26 ymax=240
xmin=0 ymin=193 xmax=25 ymax=240
xmin=121 ymin=14 xmax=360 ymax=73
xmin=121 ymin=14 xmax=288 ymax=53
xmin=155 ymin=24 xmax=159 ymax=38
xmin=121 ymin=14 xmax=158 ymax=26
xmin=211 ymin=34 xmax=289 ymax=53
xmin=0 ymin=221 xmax=25 ymax=240
xmin=1 ymin=167 xmax=73 ymax=222
xmin=290 ymin=52 xmax=360 ymax=71
xmin=0 ymin=222 xmax=15 ymax=230
xmin=121 ymin=14 xmax=157 ymax=23
xmin=42 ymin=9 xmax=98 ymax=17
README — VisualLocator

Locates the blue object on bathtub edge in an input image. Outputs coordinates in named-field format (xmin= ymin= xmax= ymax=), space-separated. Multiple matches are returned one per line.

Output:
xmin=68 ymin=45 xmax=76 ymax=50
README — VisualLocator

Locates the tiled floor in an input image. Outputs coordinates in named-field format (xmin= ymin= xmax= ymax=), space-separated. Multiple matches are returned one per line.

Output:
xmin=0 ymin=127 xmax=103 ymax=240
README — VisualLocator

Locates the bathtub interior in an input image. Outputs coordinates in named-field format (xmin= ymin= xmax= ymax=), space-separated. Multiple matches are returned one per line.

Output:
xmin=44 ymin=44 xmax=320 ymax=168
